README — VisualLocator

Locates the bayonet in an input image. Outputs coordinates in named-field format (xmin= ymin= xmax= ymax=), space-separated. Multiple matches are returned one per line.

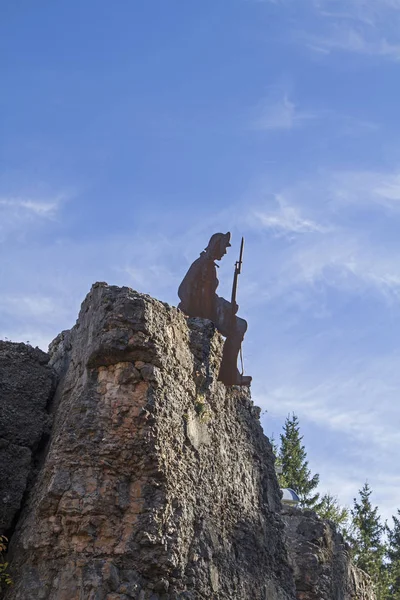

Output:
xmin=231 ymin=237 xmax=244 ymax=314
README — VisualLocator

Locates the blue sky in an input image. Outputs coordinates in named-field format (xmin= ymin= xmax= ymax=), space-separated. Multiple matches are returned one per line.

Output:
xmin=2 ymin=0 xmax=400 ymax=521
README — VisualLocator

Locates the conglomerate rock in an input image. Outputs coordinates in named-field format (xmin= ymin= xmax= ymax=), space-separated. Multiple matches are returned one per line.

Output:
xmin=0 ymin=341 xmax=55 ymax=534
xmin=282 ymin=506 xmax=376 ymax=600
xmin=4 ymin=283 xmax=295 ymax=600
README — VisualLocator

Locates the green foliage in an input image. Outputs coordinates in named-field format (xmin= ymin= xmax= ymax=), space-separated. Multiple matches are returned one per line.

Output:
xmin=386 ymin=510 xmax=400 ymax=598
xmin=270 ymin=434 xmax=280 ymax=462
xmin=194 ymin=394 xmax=211 ymax=422
xmin=316 ymin=492 xmax=349 ymax=531
xmin=277 ymin=413 xmax=320 ymax=509
xmin=349 ymin=482 xmax=389 ymax=599
xmin=0 ymin=535 xmax=12 ymax=591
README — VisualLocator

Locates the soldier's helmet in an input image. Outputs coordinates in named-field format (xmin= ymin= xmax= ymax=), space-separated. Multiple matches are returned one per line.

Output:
xmin=205 ymin=232 xmax=231 ymax=255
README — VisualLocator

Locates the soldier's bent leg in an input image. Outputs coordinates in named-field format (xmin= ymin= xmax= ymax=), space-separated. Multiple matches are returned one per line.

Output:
xmin=218 ymin=316 xmax=251 ymax=386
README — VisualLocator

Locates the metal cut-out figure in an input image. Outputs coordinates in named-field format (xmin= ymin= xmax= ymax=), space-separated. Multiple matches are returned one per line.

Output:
xmin=178 ymin=232 xmax=252 ymax=386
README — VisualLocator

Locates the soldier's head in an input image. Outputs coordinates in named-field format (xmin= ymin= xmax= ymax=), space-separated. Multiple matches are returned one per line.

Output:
xmin=205 ymin=232 xmax=231 ymax=260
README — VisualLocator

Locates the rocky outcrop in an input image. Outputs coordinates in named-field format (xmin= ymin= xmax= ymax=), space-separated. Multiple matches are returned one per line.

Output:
xmin=0 ymin=342 xmax=55 ymax=534
xmin=5 ymin=283 xmax=295 ymax=600
xmin=2 ymin=283 xmax=378 ymax=600
xmin=282 ymin=506 xmax=376 ymax=600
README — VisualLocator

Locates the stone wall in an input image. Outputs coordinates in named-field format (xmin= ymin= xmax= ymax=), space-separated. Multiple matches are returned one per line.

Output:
xmin=0 ymin=342 xmax=55 ymax=534
xmin=4 ymin=283 xmax=295 ymax=600
xmin=282 ymin=506 xmax=376 ymax=600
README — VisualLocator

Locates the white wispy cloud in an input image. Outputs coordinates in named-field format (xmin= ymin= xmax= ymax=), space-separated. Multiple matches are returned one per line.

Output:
xmin=0 ymin=196 xmax=63 ymax=218
xmin=251 ymin=87 xmax=379 ymax=138
xmin=315 ymin=0 xmax=400 ymax=22
xmin=254 ymin=0 xmax=400 ymax=13
xmin=306 ymin=26 xmax=400 ymax=60
xmin=244 ymin=168 xmax=400 ymax=308
xmin=0 ymin=192 xmax=68 ymax=243
xmin=279 ymin=232 xmax=400 ymax=304
xmin=253 ymin=93 xmax=318 ymax=131
xmin=374 ymin=176 xmax=400 ymax=202
xmin=256 ymin=349 xmax=400 ymax=521
xmin=0 ymin=294 xmax=65 ymax=319
xmin=258 ymin=357 xmax=400 ymax=451
xmin=329 ymin=169 xmax=400 ymax=208
xmin=259 ymin=0 xmax=400 ymax=60
xmin=251 ymin=194 xmax=329 ymax=234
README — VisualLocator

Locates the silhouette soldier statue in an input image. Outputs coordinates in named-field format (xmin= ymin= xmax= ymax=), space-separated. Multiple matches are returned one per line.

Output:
xmin=178 ymin=232 xmax=252 ymax=386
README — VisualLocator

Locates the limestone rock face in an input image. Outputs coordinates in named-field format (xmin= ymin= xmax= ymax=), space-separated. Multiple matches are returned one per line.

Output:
xmin=282 ymin=507 xmax=376 ymax=600
xmin=0 ymin=342 xmax=55 ymax=533
xmin=5 ymin=283 xmax=295 ymax=600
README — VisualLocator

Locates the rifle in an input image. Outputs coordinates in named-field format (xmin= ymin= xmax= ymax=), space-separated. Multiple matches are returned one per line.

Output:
xmin=231 ymin=237 xmax=244 ymax=315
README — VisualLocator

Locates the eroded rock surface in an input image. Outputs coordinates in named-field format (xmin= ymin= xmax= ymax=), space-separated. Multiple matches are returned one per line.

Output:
xmin=0 ymin=342 xmax=55 ymax=534
xmin=5 ymin=283 xmax=295 ymax=600
xmin=282 ymin=506 xmax=376 ymax=600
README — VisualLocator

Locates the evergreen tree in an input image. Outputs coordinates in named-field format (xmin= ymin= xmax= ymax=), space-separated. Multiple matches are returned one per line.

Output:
xmin=277 ymin=413 xmax=320 ymax=509
xmin=317 ymin=492 xmax=348 ymax=531
xmin=387 ymin=510 xmax=400 ymax=598
xmin=349 ymin=482 xmax=388 ymax=599
xmin=270 ymin=434 xmax=279 ymax=458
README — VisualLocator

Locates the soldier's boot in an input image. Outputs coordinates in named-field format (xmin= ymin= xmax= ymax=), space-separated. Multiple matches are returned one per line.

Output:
xmin=235 ymin=373 xmax=252 ymax=386
xmin=218 ymin=338 xmax=252 ymax=386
